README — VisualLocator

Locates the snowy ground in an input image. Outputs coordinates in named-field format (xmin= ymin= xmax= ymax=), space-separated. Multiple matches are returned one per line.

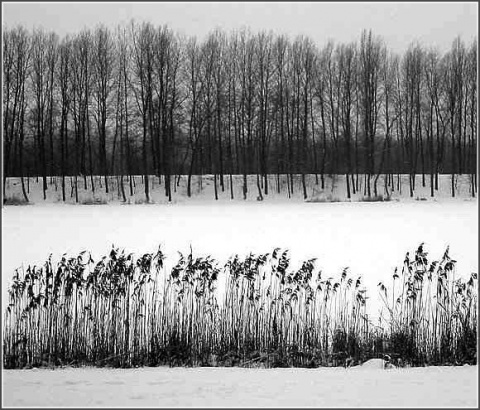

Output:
xmin=2 ymin=176 xmax=478 ymax=407
xmin=2 ymin=200 xmax=477 ymax=316
xmin=2 ymin=364 xmax=477 ymax=407
xmin=4 ymin=173 xmax=476 ymax=205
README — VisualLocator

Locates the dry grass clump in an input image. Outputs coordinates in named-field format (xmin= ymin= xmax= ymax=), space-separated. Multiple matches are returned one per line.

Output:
xmin=80 ymin=198 xmax=108 ymax=205
xmin=3 ymin=195 xmax=30 ymax=206
xmin=219 ymin=251 xmax=370 ymax=367
xmin=306 ymin=194 xmax=342 ymax=203
xmin=134 ymin=198 xmax=154 ymax=205
xmin=359 ymin=195 xmax=391 ymax=202
xmin=3 ymin=244 xmax=476 ymax=369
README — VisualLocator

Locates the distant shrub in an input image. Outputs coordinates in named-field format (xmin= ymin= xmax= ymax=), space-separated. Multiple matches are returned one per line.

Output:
xmin=3 ymin=195 xmax=30 ymax=206
xmin=80 ymin=197 xmax=108 ymax=205
xmin=120 ymin=197 xmax=155 ymax=205
xmin=360 ymin=195 xmax=391 ymax=202
xmin=306 ymin=194 xmax=341 ymax=203
xmin=415 ymin=196 xmax=427 ymax=201
xmin=134 ymin=197 xmax=154 ymax=204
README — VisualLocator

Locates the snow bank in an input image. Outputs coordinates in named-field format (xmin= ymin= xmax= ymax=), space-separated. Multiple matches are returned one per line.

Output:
xmin=355 ymin=358 xmax=389 ymax=369
xmin=3 ymin=365 xmax=477 ymax=407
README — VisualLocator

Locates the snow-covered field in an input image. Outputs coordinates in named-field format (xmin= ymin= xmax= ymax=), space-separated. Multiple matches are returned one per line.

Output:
xmin=2 ymin=364 xmax=477 ymax=407
xmin=2 ymin=175 xmax=478 ymax=407
xmin=2 ymin=200 xmax=477 ymax=315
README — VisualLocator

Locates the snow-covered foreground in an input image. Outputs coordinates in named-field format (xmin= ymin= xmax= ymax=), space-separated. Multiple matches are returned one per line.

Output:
xmin=2 ymin=201 xmax=477 ymax=315
xmin=3 ymin=365 xmax=477 ymax=407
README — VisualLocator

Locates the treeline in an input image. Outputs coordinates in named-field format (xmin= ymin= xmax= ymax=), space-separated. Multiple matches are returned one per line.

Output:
xmin=3 ymin=23 xmax=477 ymax=202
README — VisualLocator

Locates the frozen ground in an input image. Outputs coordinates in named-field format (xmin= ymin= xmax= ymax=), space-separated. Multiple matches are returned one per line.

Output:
xmin=2 ymin=364 xmax=477 ymax=407
xmin=3 ymin=173 xmax=476 ymax=205
xmin=2 ymin=200 xmax=477 ymax=315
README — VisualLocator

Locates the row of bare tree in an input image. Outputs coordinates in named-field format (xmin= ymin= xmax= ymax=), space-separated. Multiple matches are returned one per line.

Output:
xmin=3 ymin=23 xmax=477 ymax=201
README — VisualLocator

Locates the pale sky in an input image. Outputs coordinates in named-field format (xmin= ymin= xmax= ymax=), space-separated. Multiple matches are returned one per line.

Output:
xmin=2 ymin=2 xmax=478 ymax=52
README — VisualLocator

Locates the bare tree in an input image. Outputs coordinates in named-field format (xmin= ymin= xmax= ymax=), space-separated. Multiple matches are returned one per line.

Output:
xmin=70 ymin=29 xmax=95 ymax=200
xmin=374 ymin=50 xmax=397 ymax=197
xmin=359 ymin=30 xmax=384 ymax=197
xmin=58 ymin=36 xmax=72 ymax=201
xmin=273 ymin=34 xmax=290 ymax=191
xmin=185 ymin=36 xmax=206 ymax=197
xmin=315 ymin=44 xmax=331 ymax=190
xmin=153 ymin=27 xmax=182 ymax=202
xmin=424 ymin=47 xmax=441 ymax=197
xmin=253 ymin=30 xmax=274 ymax=197
xmin=25 ymin=30 xmax=56 ymax=198
xmin=131 ymin=21 xmax=158 ymax=202
xmin=444 ymin=38 xmax=466 ymax=197
xmin=92 ymin=24 xmax=115 ymax=194
xmin=45 ymin=32 xmax=58 ymax=183
xmin=3 ymin=26 xmax=31 ymax=201
xmin=118 ymin=25 xmax=135 ymax=196
xmin=226 ymin=31 xmax=240 ymax=198
xmin=466 ymin=39 xmax=477 ymax=196
xmin=337 ymin=42 xmax=357 ymax=198
xmin=3 ymin=27 xmax=16 ymax=195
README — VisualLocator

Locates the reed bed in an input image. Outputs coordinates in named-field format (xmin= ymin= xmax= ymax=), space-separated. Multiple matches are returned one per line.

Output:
xmin=377 ymin=244 xmax=477 ymax=366
xmin=3 ymin=245 xmax=477 ymax=369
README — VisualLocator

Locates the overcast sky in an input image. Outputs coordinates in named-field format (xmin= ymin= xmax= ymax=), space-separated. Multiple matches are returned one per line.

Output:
xmin=2 ymin=2 xmax=478 ymax=52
